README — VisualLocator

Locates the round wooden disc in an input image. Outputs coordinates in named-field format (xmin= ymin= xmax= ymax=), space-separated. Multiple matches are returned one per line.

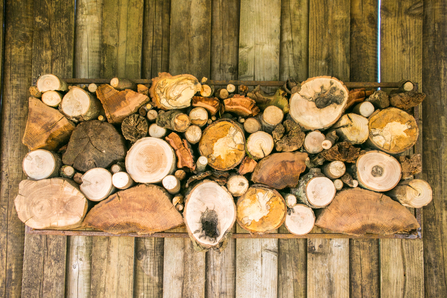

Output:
xmin=263 ymin=106 xmax=284 ymax=126
xmin=305 ymin=177 xmax=336 ymax=208
xmin=356 ymin=151 xmax=402 ymax=192
xmin=285 ymin=204 xmax=316 ymax=235
xmin=125 ymin=137 xmax=176 ymax=183
xmin=36 ymin=74 xmax=63 ymax=92
xmin=246 ymin=131 xmax=274 ymax=159
xmin=368 ymin=107 xmax=419 ymax=154
xmin=227 ymin=175 xmax=249 ymax=197
xmin=80 ymin=168 xmax=114 ymax=201
xmin=333 ymin=113 xmax=369 ymax=144
xmin=393 ymin=179 xmax=432 ymax=208
xmin=112 ymin=172 xmax=134 ymax=189
xmin=199 ymin=119 xmax=245 ymax=171
xmin=237 ymin=185 xmax=287 ymax=234
xmin=22 ymin=149 xmax=57 ymax=180
xmin=304 ymin=131 xmax=325 ymax=154
xmin=41 ymin=91 xmax=62 ymax=107
xmin=61 ymin=87 xmax=92 ymax=117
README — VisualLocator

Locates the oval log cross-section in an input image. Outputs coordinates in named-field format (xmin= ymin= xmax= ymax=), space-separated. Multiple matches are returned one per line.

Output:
xmin=285 ymin=204 xmax=316 ymax=236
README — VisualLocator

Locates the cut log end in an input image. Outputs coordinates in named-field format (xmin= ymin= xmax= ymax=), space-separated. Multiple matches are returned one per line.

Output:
xmin=285 ymin=204 xmax=315 ymax=235
xmin=322 ymin=161 xmax=346 ymax=179
xmin=387 ymin=179 xmax=432 ymax=208
xmin=22 ymin=149 xmax=60 ymax=180
xmin=36 ymin=74 xmax=67 ymax=92
xmin=162 ymin=175 xmax=181 ymax=194
xmin=244 ymin=117 xmax=262 ymax=134
xmin=333 ymin=113 xmax=369 ymax=145
xmin=189 ymin=107 xmax=208 ymax=127
xmin=247 ymin=131 xmax=274 ymax=159
xmin=226 ymin=175 xmax=249 ymax=197
xmin=41 ymin=91 xmax=63 ymax=107
xmin=196 ymin=156 xmax=208 ymax=172
xmin=112 ymin=172 xmax=134 ymax=190
xmin=352 ymin=101 xmax=375 ymax=118
xmin=60 ymin=86 xmax=100 ymax=121
xmin=305 ymin=177 xmax=336 ymax=208
xmin=148 ymin=123 xmax=167 ymax=138
xmin=185 ymin=125 xmax=202 ymax=144
xmin=304 ymin=131 xmax=325 ymax=154
xmin=80 ymin=168 xmax=114 ymax=202
xmin=285 ymin=194 xmax=297 ymax=208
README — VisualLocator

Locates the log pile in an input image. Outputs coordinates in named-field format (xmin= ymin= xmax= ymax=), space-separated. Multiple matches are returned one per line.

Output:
xmin=15 ymin=73 xmax=432 ymax=250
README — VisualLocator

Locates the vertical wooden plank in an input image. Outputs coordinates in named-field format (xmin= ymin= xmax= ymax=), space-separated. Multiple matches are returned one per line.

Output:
xmin=0 ymin=0 xmax=33 ymax=297
xmin=20 ymin=1 xmax=74 ymax=297
xmin=236 ymin=1 xmax=281 ymax=298
xmin=278 ymin=1 xmax=308 ymax=297
xmin=307 ymin=1 xmax=350 ymax=297
xmin=163 ymin=1 xmax=211 ymax=297
xmin=380 ymin=1 xmax=424 ymax=296
xmin=67 ymin=236 xmax=93 ymax=298
xmin=0 ymin=0 xmax=4 ymax=89
xmin=206 ymin=1 xmax=239 ymax=297
xmin=349 ymin=1 xmax=380 ymax=297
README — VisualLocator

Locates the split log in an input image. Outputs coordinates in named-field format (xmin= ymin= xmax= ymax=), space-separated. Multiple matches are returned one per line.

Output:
xmin=36 ymin=74 xmax=68 ymax=92
xmin=390 ymin=91 xmax=426 ymax=110
xmin=156 ymin=110 xmax=191 ymax=132
xmin=121 ymin=114 xmax=148 ymax=142
xmin=80 ymin=168 xmax=115 ymax=202
xmin=251 ymin=152 xmax=308 ymax=189
xmin=200 ymin=84 xmax=214 ymax=97
xmin=192 ymin=96 xmax=221 ymax=115
xmin=189 ymin=107 xmax=209 ymax=127
xmin=88 ymin=83 xmax=98 ymax=93
xmin=224 ymin=95 xmax=260 ymax=117
xmin=196 ymin=156 xmax=208 ymax=172
xmin=368 ymin=107 xmax=419 ymax=154
xmin=289 ymin=76 xmax=349 ymax=130
xmin=247 ymin=86 xmax=289 ymax=113
xmin=60 ymin=86 xmax=102 ymax=121
xmin=29 ymin=86 xmax=42 ymax=98
xmin=272 ymin=119 xmax=305 ymax=152
xmin=147 ymin=109 xmax=158 ymax=121
xmin=110 ymin=77 xmax=136 ymax=90
xmin=259 ymin=105 xmax=284 ymax=133
xmin=333 ymin=179 xmax=344 ymax=191
xmin=112 ymin=172 xmax=134 ymax=190
xmin=162 ymin=175 xmax=181 ymax=194
xmin=285 ymin=204 xmax=315 ymax=236
xmin=226 ymin=175 xmax=249 ymax=197
xmin=41 ymin=91 xmax=63 ymax=107
xmin=22 ymin=97 xmax=75 ymax=151
xmin=304 ymin=131 xmax=325 ymax=154
xmin=185 ymin=125 xmax=202 ymax=144
xmin=15 ymin=178 xmax=88 ymax=229
xmin=399 ymin=154 xmax=422 ymax=180
xmin=175 ymin=169 xmax=187 ymax=181
xmin=62 ymin=120 xmax=127 ymax=172
xmin=345 ymin=88 xmax=373 ymax=110
xmin=215 ymin=88 xmax=229 ymax=100
xmin=243 ymin=117 xmax=262 ymax=134
xmin=332 ymin=113 xmax=369 ymax=145
xmin=291 ymin=168 xmax=336 ymax=208
xmin=352 ymin=101 xmax=375 ymax=118
xmin=321 ymin=130 xmax=339 ymax=150
xmin=354 ymin=150 xmax=401 ymax=192
xmin=149 ymin=72 xmax=201 ymax=109
xmin=315 ymin=188 xmax=420 ymax=235
xmin=340 ymin=173 xmax=358 ymax=188
xmin=246 ymin=131 xmax=274 ymax=159
xmin=199 ymin=119 xmax=246 ymax=171
xmin=22 ymin=149 xmax=61 ymax=180
xmin=322 ymin=161 xmax=346 ymax=179
xmin=60 ymin=165 xmax=75 ymax=179
xmin=227 ymin=84 xmax=236 ymax=93
xmin=320 ymin=141 xmax=360 ymax=163
xmin=236 ymin=185 xmax=287 ymax=234
xmin=285 ymin=194 xmax=297 ymax=208
xmin=73 ymin=173 xmax=83 ymax=184
xmin=238 ymin=157 xmax=257 ymax=175
xmin=148 ymin=123 xmax=167 ymax=138
xmin=83 ymin=184 xmax=184 ymax=234
xmin=96 ymin=84 xmax=150 ymax=123
xmin=165 ymin=132 xmax=195 ymax=170
xmin=239 ymin=84 xmax=249 ymax=95
xmin=184 ymin=180 xmax=236 ymax=250
xmin=366 ymin=90 xmax=390 ymax=109
xmin=387 ymin=179 xmax=432 ymax=208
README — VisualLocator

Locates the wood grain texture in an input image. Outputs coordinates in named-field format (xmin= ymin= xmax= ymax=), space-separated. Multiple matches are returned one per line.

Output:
xmin=422 ymin=1 xmax=447 ymax=296
xmin=380 ymin=1 xmax=424 ymax=297
xmin=135 ymin=238 xmax=164 ymax=298
xmin=0 ymin=0 xmax=33 ymax=296
xmin=67 ymin=236 xmax=93 ymax=297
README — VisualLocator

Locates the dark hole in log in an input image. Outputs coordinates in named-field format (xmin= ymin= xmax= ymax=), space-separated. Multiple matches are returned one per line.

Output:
xmin=371 ymin=165 xmax=384 ymax=177
xmin=314 ymin=82 xmax=345 ymax=109
xmin=200 ymin=208 xmax=219 ymax=240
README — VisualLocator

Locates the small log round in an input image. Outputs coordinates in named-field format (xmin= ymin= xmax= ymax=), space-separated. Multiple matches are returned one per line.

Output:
xmin=226 ymin=175 xmax=249 ymax=197
xmin=355 ymin=151 xmax=402 ymax=192
xmin=285 ymin=194 xmax=297 ymax=208
xmin=261 ymin=106 xmax=284 ymax=132
xmin=176 ymin=204 xmax=184 ymax=212
xmin=352 ymin=101 xmax=375 ymax=118
xmin=185 ymin=125 xmax=202 ymax=144
xmin=41 ymin=91 xmax=63 ymax=107
xmin=148 ymin=123 xmax=167 ymax=138
xmin=122 ymin=114 xmax=149 ymax=142
xmin=196 ymin=156 xmax=208 ymax=172
xmin=189 ymin=107 xmax=208 ymax=127
xmin=304 ymin=131 xmax=325 ymax=154
xmin=125 ymin=137 xmax=176 ymax=183
xmin=387 ymin=179 xmax=432 ymax=208
xmin=341 ymin=173 xmax=358 ymax=188
xmin=60 ymin=165 xmax=75 ymax=179
xmin=322 ymin=161 xmax=346 ymax=179
xmin=22 ymin=149 xmax=61 ymax=180
xmin=36 ymin=74 xmax=68 ymax=92
xmin=321 ymin=131 xmax=339 ymax=150
xmin=156 ymin=110 xmax=191 ymax=132
xmin=292 ymin=168 xmax=336 ymax=208
xmin=366 ymin=90 xmax=390 ymax=109
xmin=60 ymin=86 xmax=101 ymax=121
xmin=162 ymin=175 xmax=181 ymax=194
xmin=239 ymin=84 xmax=248 ymax=95
xmin=246 ymin=131 xmax=274 ymax=159
xmin=147 ymin=109 xmax=158 ymax=121
xmin=332 ymin=113 xmax=369 ymax=145
xmin=237 ymin=185 xmax=287 ymax=234
xmin=368 ymin=108 xmax=419 ymax=154
xmin=112 ymin=172 xmax=134 ymax=190
xmin=175 ymin=169 xmax=187 ymax=181
xmin=110 ymin=77 xmax=135 ymax=90
xmin=200 ymin=84 xmax=214 ymax=97
xmin=80 ymin=168 xmax=115 ymax=202
xmin=285 ymin=204 xmax=315 ymax=236
xmin=88 ymin=83 xmax=98 ymax=93
xmin=172 ymin=194 xmax=184 ymax=207
xmin=399 ymin=154 xmax=422 ymax=180
xmin=97 ymin=115 xmax=106 ymax=122
xmin=73 ymin=173 xmax=83 ymax=184
xmin=215 ymin=88 xmax=229 ymax=100
xmin=333 ymin=179 xmax=344 ymax=191
xmin=244 ymin=117 xmax=262 ymax=134
xmin=227 ymin=84 xmax=236 ymax=93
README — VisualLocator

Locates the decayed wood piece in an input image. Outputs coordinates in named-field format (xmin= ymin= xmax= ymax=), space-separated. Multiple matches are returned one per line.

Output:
xmin=121 ymin=114 xmax=148 ymax=142
xmin=83 ymin=184 xmax=184 ymax=234
xmin=189 ymin=107 xmax=208 ymax=127
xmin=112 ymin=172 xmax=134 ymax=190
xmin=227 ymin=175 xmax=249 ymax=197
xmin=322 ymin=161 xmax=346 ymax=179
xmin=251 ymin=152 xmax=308 ymax=189
xmin=237 ymin=185 xmax=287 ymax=234
xmin=110 ymin=77 xmax=136 ymax=90
xmin=41 ymin=90 xmax=63 ymax=107
xmin=162 ymin=175 xmax=181 ymax=194
xmin=285 ymin=204 xmax=315 ymax=236
xmin=96 ymin=84 xmax=149 ymax=123
xmin=238 ymin=157 xmax=257 ymax=175
xmin=157 ymin=110 xmax=191 ymax=132
xmin=387 ymin=179 xmax=432 ymax=208
xmin=332 ymin=113 xmax=369 ymax=144
xmin=243 ymin=117 xmax=262 ymax=134
xmin=239 ymin=84 xmax=249 ymax=95
xmin=22 ymin=149 xmax=61 ymax=180
xmin=316 ymin=188 xmax=420 ymax=235
xmin=192 ymin=96 xmax=221 ymax=115
xmin=322 ymin=130 xmax=339 ymax=150
xmin=340 ymin=173 xmax=358 ymax=188
xmin=366 ymin=90 xmax=390 ymax=109
xmin=185 ymin=125 xmax=202 ymax=145
xmin=165 ymin=132 xmax=195 ymax=171
xmin=22 ymin=97 xmax=75 ymax=151
xmin=60 ymin=165 xmax=75 ymax=179
xmin=246 ymin=131 xmax=274 ymax=159
xmin=80 ymin=168 xmax=115 ymax=202
xmin=352 ymin=101 xmax=375 ymax=118
xmin=148 ymin=123 xmax=167 ymax=138
xmin=389 ymin=91 xmax=426 ymax=110
xmin=15 ymin=178 xmax=88 ymax=229
xmin=399 ymin=154 xmax=422 ymax=180
xmin=320 ymin=141 xmax=360 ymax=163
xmin=199 ymin=119 xmax=245 ymax=171
xmin=224 ymin=95 xmax=260 ymax=117
xmin=368 ymin=107 xmax=419 ymax=154
xmin=36 ymin=74 xmax=68 ymax=92
xmin=272 ymin=119 xmax=305 ymax=152
xmin=60 ymin=86 xmax=101 ymax=121
xmin=149 ymin=72 xmax=201 ymax=109
xmin=289 ymin=76 xmax=349 ymax=130
xmin=63 ymin=120 xmax=127 ymax=172
xmin=184 ymin=180 xmax=236 ymax=250
xmin=260 ymin=105 xmax=284 ymax=133
xmin=304 ymin=130 xmax=325 ymax=154
xmin=247 ymin=86 xmax=289 ymax=113
xmin=291 ymin=168 xmax=336 ymax=208
xmin=346 ymin=88 xmax=373 ymax=109
xmin=355 ymin=150 xmax=402 ymax=192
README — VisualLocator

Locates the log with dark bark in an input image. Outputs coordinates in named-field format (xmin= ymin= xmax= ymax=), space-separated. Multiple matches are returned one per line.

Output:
xmin=272 ymin=119 xmax=305 ymax=152
xmin=366 ymin=90 xmax=389 ymax=109
xmin=238 ymin=156 xmax=257 ymax=175
xmin=291 ymin=168 xmax=336 ymax=208
xmin=110 ymin=77 xmax=136 ymax=90
xmin=247 ymin=85 xmax=289 ymax=113
xmin=22 ymin=149 xmax=61 ymax=180
xmin=156 ymin=110 xmax=191 ymax=132
xmin=224 ymin=95 xmax=260 ymax=117
xmin=399 ymin=154 xmax=422 ymax=180
xmin=320 ymin=141 xmax=360 ymax=163
xmin=165 ymin=132 xmax=196 ymax=170
xmin=121 ymin=114 xmax=148 ymax=142
xmin=192 ymin=96 xmax=221 ymax=115
xmin=387 ymin=179 xmax=432 ymax=208
xmin=60 ymin=86 xmax=102 ymax=121
xmin=389 ymin=91 xmax=426 ymax=110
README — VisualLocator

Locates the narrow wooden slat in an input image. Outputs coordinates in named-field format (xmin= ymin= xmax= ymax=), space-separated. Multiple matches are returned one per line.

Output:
xmin=349 ymin=1 xmax=380 ymax=297
xmin=0 ymin=0 xmax=33 ymax=296
xmin=21 ymin=1 xmax=75 ymax=297
xmin=0 ymin=0 xmax=4 ymax=89
xmin=307 ymin=1 xmax=350 ymax=297
xmin=422 ymin=1 xmax=447 ymax=296
xmin=380 ymin=1 xmax=424 ymax=297
xmin=163 ymin=1 xmax=211 ymax=297
xmin=67 ymin=236 xmax=93 ymax=297
xmin=236 ymin=1 xmax=281 ymax=298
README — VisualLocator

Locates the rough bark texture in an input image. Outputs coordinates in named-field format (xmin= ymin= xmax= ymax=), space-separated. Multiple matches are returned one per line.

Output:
xmin=165 ymin=132 xmax=196 ymax=170
xmin=389 ymin=91 xmax=426 ymax=110
xmin=399 ymin=154 xmax=422 ymax=180
xmin=121 ymin=114 xmax=148 ymax=142
xmin=272 ymin=119 xmax=305 ymax=152
xmin=320 ymin=141 xmax=360 ymax=163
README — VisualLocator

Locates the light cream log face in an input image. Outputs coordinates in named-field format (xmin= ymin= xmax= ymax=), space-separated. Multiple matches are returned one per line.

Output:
xmin=285 ymin=204 xmax=315 ymax=235
xmin=22 ymin=149 xmax=58 ymax=180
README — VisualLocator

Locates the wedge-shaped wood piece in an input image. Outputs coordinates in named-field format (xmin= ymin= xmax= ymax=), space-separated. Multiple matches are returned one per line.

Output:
xmin=165 ymin=132 xmax=195 ymax=170
xmin=15 ymin=178 xmax=88 ymax=229
xmin=251 ymin=152 xmax=308 ymax=189
xmin=223 ymin=95 xmax=260 ymax=117
xmin=83 ymin=184 xmax=184 ymax=234
xmin=96 ymin=84 xmax=150 ymax=123
xmin=149 ymin=72 xmax=201 ymax=109
xmin=315 ymin=188 xmax=420 ymax=235
xmin=22 ymin=97 xmax=75 ymax=151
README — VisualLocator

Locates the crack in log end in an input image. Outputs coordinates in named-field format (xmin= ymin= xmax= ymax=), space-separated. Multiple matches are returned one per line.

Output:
xmin=194 ymin=207 xmax=220 ymax=243
xmin=314 ymin=82 xmax=346 ymax=109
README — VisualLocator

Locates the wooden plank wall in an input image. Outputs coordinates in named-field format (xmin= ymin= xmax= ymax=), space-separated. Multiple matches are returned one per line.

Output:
xmin=0 ymin=0 xmax=444 ymax=297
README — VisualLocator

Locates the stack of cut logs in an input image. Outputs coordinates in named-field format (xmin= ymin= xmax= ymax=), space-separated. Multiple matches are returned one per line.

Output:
xmin=15 ymin=73 xmax=431 ymax=250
